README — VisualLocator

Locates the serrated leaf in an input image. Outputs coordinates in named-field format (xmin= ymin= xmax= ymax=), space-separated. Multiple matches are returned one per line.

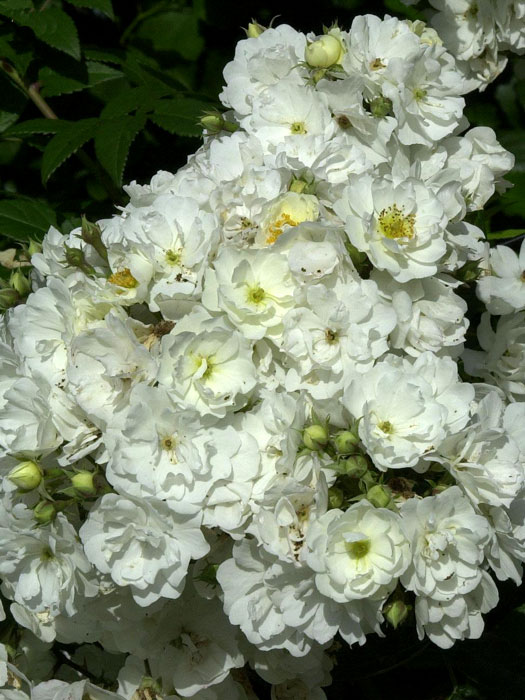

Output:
xmin=101 ymin=85 xmax=171 ymax=118
xmin=41 ymin=118 xmax=97 ymax=183
xmin=83 ymin=47 xmax=124 ymax=64
xmin=0 ymin=198 xmax=57 ymax=240
xmin=137 ymin=10 xmax=204 ymax=61
xmin=65 ymin=0 xmax=114 ymax=19
xmin=1 ymin=7 xmax=81 ymax=59
xmin=487 ymin=229 xmax=525 ymax=240
xmin=3 ymin=118 xmax=67 ymax=136
xmin=151 ymin=97 xmax=210 ymax=137
xmin=94 ymin=115 xmax=145 ymax=186
xmin=39 ymin=60 xmax=122 ymax=97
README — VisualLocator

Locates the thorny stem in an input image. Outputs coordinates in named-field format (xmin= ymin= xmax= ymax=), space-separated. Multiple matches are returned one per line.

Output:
xmin=0 ymin=61 xmax=125 ymax=205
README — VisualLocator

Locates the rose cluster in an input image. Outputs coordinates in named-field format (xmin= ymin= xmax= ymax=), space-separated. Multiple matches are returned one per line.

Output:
xmin=0 ymin=11 xmax=523 ymax=700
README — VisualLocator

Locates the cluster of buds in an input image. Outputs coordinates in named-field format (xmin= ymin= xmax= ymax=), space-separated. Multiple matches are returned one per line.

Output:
xmin=302 ymin=421 xmax=400 ymax=511
xmin=7 ymin=459 xmax=109 ymax=525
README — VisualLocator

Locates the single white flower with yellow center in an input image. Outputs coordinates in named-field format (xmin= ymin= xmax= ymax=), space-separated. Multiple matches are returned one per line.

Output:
xmin=334 ymin=174 xmax=447 ymax=282
xmin=203 ymin=247 xmax=297 ymax=340
xmin=304 ymin=500 xmax=410 ymax=603
xmin=256 ymin=192 xmax=320 ymax=247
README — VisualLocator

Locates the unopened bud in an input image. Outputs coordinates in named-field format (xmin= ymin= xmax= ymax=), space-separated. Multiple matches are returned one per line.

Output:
xmin=64 ymin=244 xmax=96 ymax=276
xmin=9 ymin=269 xmax=31 ymax=297
xmin=33 ymin=501 xmax=56 ymax=525
xmin=370 ymin=96 xmax=393 ymax=118
xmin=328 ymin=486 xmax=344 ymax=509
xmin=81 ymin=216 xmax=108 ymax=263
xmin=341 ymin=454 xmax=368 ymax=478
xmin=455 ymin=258 xmax=483 ymax=283
xmin=384 ymin=598 xmax=410 ymax=629
xmin=8 ymin=460 xmax=42 ymax=491
xmin=367 ymin=484 xmax=394 ymax=509
xmin=70 ymin=470 xmax=97 ymax=497
xmin=305 ymin=35 xmax=344 ymax=68
xmin=27 ymin=239 xmax=42 ymax=256
xmin=334 ymin=430 xmax=360 ymax=455
xmin=246 ymin=20 xmax=265 ymax=38
xmin=303 ymin=424 xmax=329 ymax=451
xmin=200 ymin=112 xmax=239 ymax=134
xmin=0 ymin=286 xmax=19 ymax=311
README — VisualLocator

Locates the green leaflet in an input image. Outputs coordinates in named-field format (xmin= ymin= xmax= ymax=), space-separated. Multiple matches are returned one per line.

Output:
xmin=0 ymin=197 xmax=57 ymax=240
xmin=41 ymin=118 xmax=98 ymax=183
xmin=151 ymin=96 xmax=211 ymax=137
xmin=0 ymin=6 xmax=81 ymax=59
xmin=95 ymin=115 xmax=146 ymax=186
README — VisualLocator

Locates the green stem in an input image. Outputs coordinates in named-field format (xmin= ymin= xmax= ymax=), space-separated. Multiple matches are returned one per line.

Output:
xmin=0 ymin=62 xmax=125 ymax=205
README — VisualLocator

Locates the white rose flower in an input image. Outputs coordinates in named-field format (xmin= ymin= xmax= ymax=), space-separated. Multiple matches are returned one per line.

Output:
xmin=0 ymin=507 xmax=97 ymax=618
xmin=304 ymin=500 xmax=410 ymax=603
xmin=414 ymin=571 xmax=499 ymax=649
xmin=333 ymin=175 xmax=447 ymax=282
xmin=400 ymin=486 xmax=490 ymax=600
xmin=220 ymin=25 xmax=307 ymax=115
xmin=105 ymin=383 xmax=210 ymax=512
xmin=157 ymin=311 xmax=257 ymax=418
xmin=477 ymin=239 xmax=525 ymax=315
xmin=342 ymin=355 xmax=448 ymax=470
xmin=463 ymin=312 xmax=525 ymax=401
xmin=203 ymin=247 xmax=296 ymax=341
xmin=79 ymin=494 xmax=209 ymax=606
xmin=372 ymin=271 xmax=469 ymax=357
xmin=436 ymin=393 xmax=525 ymax=508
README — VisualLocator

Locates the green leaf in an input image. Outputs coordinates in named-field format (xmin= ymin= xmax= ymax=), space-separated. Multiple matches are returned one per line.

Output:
xmin=0 ymin=197 xmax=57 ymax=240
xmin=1 ymin=7 xmax=81 ymax=59
xmin=39 ymin=60 xmax=123 ymax=97
xmin=94 ymin=115 xmax=146 ymax=186
xmin=151 ymin=97 xmax=210 ymax=137
xmin=83 ymin=47 xmax=124 ymax=64
xmin=3 ymin=118 xmax=67 ymax=136
xmin=64 ymin=0 xmax=114 ymax=19
xmin=487 ymin=229 xmax=525 ymax=240
xmin=101 ymin=85 xmax=171 ymax=118
xmin=497 ymin=173 xmax=525 ymax=217
xmin=41 ymin=118 xmax=97 ymax=183
xmin=137 ymin=10 xmax=204 ymax=61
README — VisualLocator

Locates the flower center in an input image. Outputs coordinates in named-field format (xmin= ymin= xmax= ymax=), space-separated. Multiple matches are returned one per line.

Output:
xmin=165 ymin=249 xmax=182 ymax=266
xmin=246 ymin=285 xmax=266 ymax=305
xmin=160 ymin=435 xmax=176 ymax=451
xmin=336 ymin=114 xmax=352 ymax=129
xmin=290 ymin=121 xmax=307 ymax=135
xmin=346 ymin=538 xmax=371 ymax=559
xmin=413 ymin=87 xmax=427 ymax=101
xmin=266 ymin=212 xmax=299 ymax=244
xmin=40 ymin=546 xmax=55 ymax=562
xmin=325 ymin=328 xmax=339 ymax=344
xmin=107 ymin=268 xmax=139 ymax=288
xmin=378 ymin=420 xmax=394 ymax=434
xmin=378 ymin=204 xmax=416 ymax=240
xmin=370 ymin=57 xmax=385 ymax=70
